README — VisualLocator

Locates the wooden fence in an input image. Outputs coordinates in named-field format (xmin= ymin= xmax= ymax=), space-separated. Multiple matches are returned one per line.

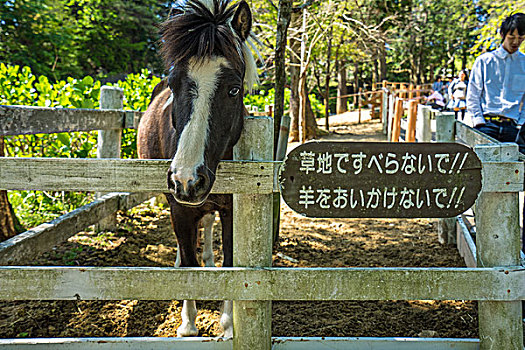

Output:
xmin=327 ymin=81 xmax=431 ymax=128
xmin=383 ymin=92 xmax=524 ymax=349
xmin=0 ymin=86 xmax=523 ymax=349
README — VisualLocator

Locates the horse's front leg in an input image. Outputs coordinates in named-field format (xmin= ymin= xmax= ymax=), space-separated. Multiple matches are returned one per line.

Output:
xmin=178 ymin=300 xmax=198 ymax=337
xmin=174 ymin=212 xmax=215 ymax=268
xmin=169 ymin=203 xmax=200 ymax=337
xmin=219 ymin=205 xmax=233 ymax=338
xmin=201 ymin=212 xmax=216 ymax=267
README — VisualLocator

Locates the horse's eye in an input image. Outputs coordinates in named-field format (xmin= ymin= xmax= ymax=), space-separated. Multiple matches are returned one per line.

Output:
xmin=228 ymin=87 xmax=240 ymax=97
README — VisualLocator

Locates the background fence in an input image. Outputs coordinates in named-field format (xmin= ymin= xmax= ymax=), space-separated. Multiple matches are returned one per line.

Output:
xmin=0 ymin=86 xmax=523 ymax=349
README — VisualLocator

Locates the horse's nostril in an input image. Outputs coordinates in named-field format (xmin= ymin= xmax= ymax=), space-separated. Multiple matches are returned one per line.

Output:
xmin=175 ymin=181 xmax=184 ymax=195
xmin=194 ymin=174 xmax=206 ymax=190
xmin=167 ymin=170 xmax=175 ymax=189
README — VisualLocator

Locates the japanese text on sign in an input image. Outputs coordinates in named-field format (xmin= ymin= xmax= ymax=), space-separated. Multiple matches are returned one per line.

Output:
xmin=279 ymin=142 xmax=482 ymax=218
xmin=298 ymin=151 xmax=470 ymax=176
xmin=298 ymin=185 xmax=466 ymax=211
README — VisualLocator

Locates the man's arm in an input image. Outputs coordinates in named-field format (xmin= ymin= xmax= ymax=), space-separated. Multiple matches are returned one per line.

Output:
xmin=518 ymin=92 xmax=525 ymax=125
xmin=466 ymin=57 xmax=486 ymax=126
xmin=448 ymin=80 xmax=455 ymax=98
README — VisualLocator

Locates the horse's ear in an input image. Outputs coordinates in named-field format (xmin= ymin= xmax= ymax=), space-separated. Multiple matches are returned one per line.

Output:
xmin=168 ymin=7 xmax=184 ymax=18
xmin=149 ymin=78 xmax=169 ymax=106
xmin=232 ymin=1 xmax=252 ymax=41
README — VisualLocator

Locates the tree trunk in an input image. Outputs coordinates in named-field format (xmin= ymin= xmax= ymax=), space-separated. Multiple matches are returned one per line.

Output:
xmin=323 ymin=27 xmax=333 ymax=131
xmin=378 ymin=42 xmax=387 ymax=82
xmin=288 ymin=10 xmax=301 ymax=142
xmin=273 ymin=0 xmax=293 ymax=246
xmin=336 ymin=60 xmax=348 ymax=114
xmin=372 ymin=53 xmax=379 ymax=85
xmin=273 ymin=0 xmax=293 ymax=156
xmin=305 ymin=93 xmax=317 ymax=140
xmin=353 ymin=62 xmax=360 ymax=96
xmin=0 ymin=137 xmax=23 ymax=242
xmin=461 ymin=46 xmax=467 ymax=71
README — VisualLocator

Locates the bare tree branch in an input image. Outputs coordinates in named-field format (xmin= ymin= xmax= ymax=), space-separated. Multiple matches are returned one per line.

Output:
xmin=292 ymin=0 xmax=318 ymax=13
xmin=266 ymin=0 xmax=279 ymax=12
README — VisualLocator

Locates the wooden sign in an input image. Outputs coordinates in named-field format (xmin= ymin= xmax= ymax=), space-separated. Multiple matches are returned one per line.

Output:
xmin=279 ymin=142 xmax=482 ymax=218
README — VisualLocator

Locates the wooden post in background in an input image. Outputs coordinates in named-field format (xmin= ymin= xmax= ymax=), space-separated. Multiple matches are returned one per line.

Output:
xmin=391 ymin=99 xmax=403 ymax=142
xmin=406 ymin=100 xmax=418 ymax=142
xmin=96 ymin=86 xmax=123 ymax=232
xmin=381 ymin=83 xmax=388 ymax=135
xmin=233 ymin=116 xmax=273 ymax=350
xmin=475 ymin=143 xmax=523 ymax=350
xmin=435 ymin=111 xmax=456 ymax=244
xmin=358 ymin=88 xmax=362 ymax=124
xmin=408 ymin=83 xmax=414 ymax=100
xmin=387 ymin=94 xmax=395 ymax=141
xmin=416 ymin=105 xmax=432 ymax=142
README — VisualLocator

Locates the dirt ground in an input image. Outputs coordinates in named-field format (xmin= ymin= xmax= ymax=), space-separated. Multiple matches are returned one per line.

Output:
xmin=0 ymin=118 xmax=480 ymax=339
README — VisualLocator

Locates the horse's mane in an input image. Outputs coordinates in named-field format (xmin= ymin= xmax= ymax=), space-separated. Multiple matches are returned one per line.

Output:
xmin=160 ymin=0 xmax=259 ymax=90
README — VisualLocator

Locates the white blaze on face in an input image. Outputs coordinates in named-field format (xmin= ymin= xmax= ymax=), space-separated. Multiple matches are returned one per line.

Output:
xmin=170 ymin=57 xmax=229 ymax=191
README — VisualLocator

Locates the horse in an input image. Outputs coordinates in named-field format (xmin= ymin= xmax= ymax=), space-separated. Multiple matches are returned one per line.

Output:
xmin=137 ymin=0 xmax=259 ymax=337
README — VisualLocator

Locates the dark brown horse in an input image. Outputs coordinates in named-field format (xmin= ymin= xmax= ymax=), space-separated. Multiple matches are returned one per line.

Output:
xmin=137 ymin=0 xmax=258 ymax=337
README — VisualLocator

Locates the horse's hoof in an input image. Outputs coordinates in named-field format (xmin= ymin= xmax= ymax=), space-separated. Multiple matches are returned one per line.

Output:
xmin=222 ymin=328 xmax=233 ymax=338
xmin=177 ymin=323 xmax=199 ymax=337
xmin=220 ymin=313 xmax=233 ymax=338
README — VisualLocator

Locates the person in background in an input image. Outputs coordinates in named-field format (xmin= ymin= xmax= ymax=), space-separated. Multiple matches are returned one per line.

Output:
xmin=424 ymin=89 xmax=446 ymax=111
xmin=447 ymin=70 xmax=469 ymax=120
xmin=467 ymin=13 xmax=525 ymax=150
xmin=432 ymin=76 xmax=443 ymax=95
xmin=466 ymin=12 xmax=525 ymax=263
xmin=442 ymin=76 xmax=452 ymax=103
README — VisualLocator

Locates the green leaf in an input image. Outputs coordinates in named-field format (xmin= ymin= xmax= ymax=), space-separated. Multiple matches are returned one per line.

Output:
xmin=82 ymin=76 xmax=94 ymax=86
xmin=56 ymin=133 xmax=71 ymax=147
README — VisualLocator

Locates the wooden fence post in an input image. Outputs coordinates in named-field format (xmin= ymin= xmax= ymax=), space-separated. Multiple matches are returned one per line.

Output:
xmin=233 ymin=116 xmax=273 ymax=350
xmin=381 ymin=87 xmax=388 ymax=135
xmin=391 ymin=98 xmax=403 ymax=142
xmin=474 ymin=143 xmax=523 ymax=350
xmin=416 ymin=105 xmax=432 ymax=142
xmin=406 ymin=100 xmax=417 ymax=142
xmin=358 ymin=88 xmax=362 ymax=124
xmin=387 ymin=94 xmax=395 ymax=141
xmin=408 ymin=84 xmax=414 ymax=100
xmin=96 ymin=86 xmax=124 ymax=231
xmin=435 ymin=111 xmax=456 ymax=244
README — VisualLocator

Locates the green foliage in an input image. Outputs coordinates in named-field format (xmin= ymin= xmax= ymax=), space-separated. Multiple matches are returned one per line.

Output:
xmin=8 ymin=191 xmax=94 ymax=229
xmin=244 ymin=87 xmax=324 ymax=117
xmin=112 ymin=69 xmax=162 ymax=112
xmin=244 ymin=88 xmax=290 ymax=112
xmin=110 ymin=69 xmax=162 ymax=159
xmin=1 ymin=64 xmax=162 ymax=229
xmin=472 ymin=1 xmax=521 ymax=52
xmin=0 ymin=63 xmax=101 ymax=108
xmin=0 ymin=0 xmax=168 ymax=80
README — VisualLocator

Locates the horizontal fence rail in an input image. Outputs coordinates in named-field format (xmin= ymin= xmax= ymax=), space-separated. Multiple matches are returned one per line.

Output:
xmin=0 ymin=156 xmax=521 ymax=194
xmin=0 ymin=158 xmax=279 ymax=194
xmin=1 ymin=266 xmax=523 ymax=301
xmin=0 ymin=105 xmax=143 ymax=135
xmin=0 ymin=337 xmax=481 ymax=350
xmin=0 ymin=192 xmax=153 ymax=265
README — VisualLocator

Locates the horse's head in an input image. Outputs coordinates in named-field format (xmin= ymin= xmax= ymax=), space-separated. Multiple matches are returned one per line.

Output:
xmin=160 ymin=0 xmax=258 ymax=206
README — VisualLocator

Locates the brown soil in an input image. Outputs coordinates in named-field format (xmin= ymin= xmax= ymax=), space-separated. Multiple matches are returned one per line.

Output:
xmin=0 ymin=119 xmax=479 ymax=339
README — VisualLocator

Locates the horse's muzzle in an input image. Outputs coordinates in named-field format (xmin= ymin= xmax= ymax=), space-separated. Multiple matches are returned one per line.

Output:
xmin=167 ymin=167 xmax=214 ymax=206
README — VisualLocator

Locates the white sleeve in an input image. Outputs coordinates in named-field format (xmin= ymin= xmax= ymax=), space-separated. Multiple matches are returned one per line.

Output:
xmin=466 ymin=57 xmax=486 ymax=126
